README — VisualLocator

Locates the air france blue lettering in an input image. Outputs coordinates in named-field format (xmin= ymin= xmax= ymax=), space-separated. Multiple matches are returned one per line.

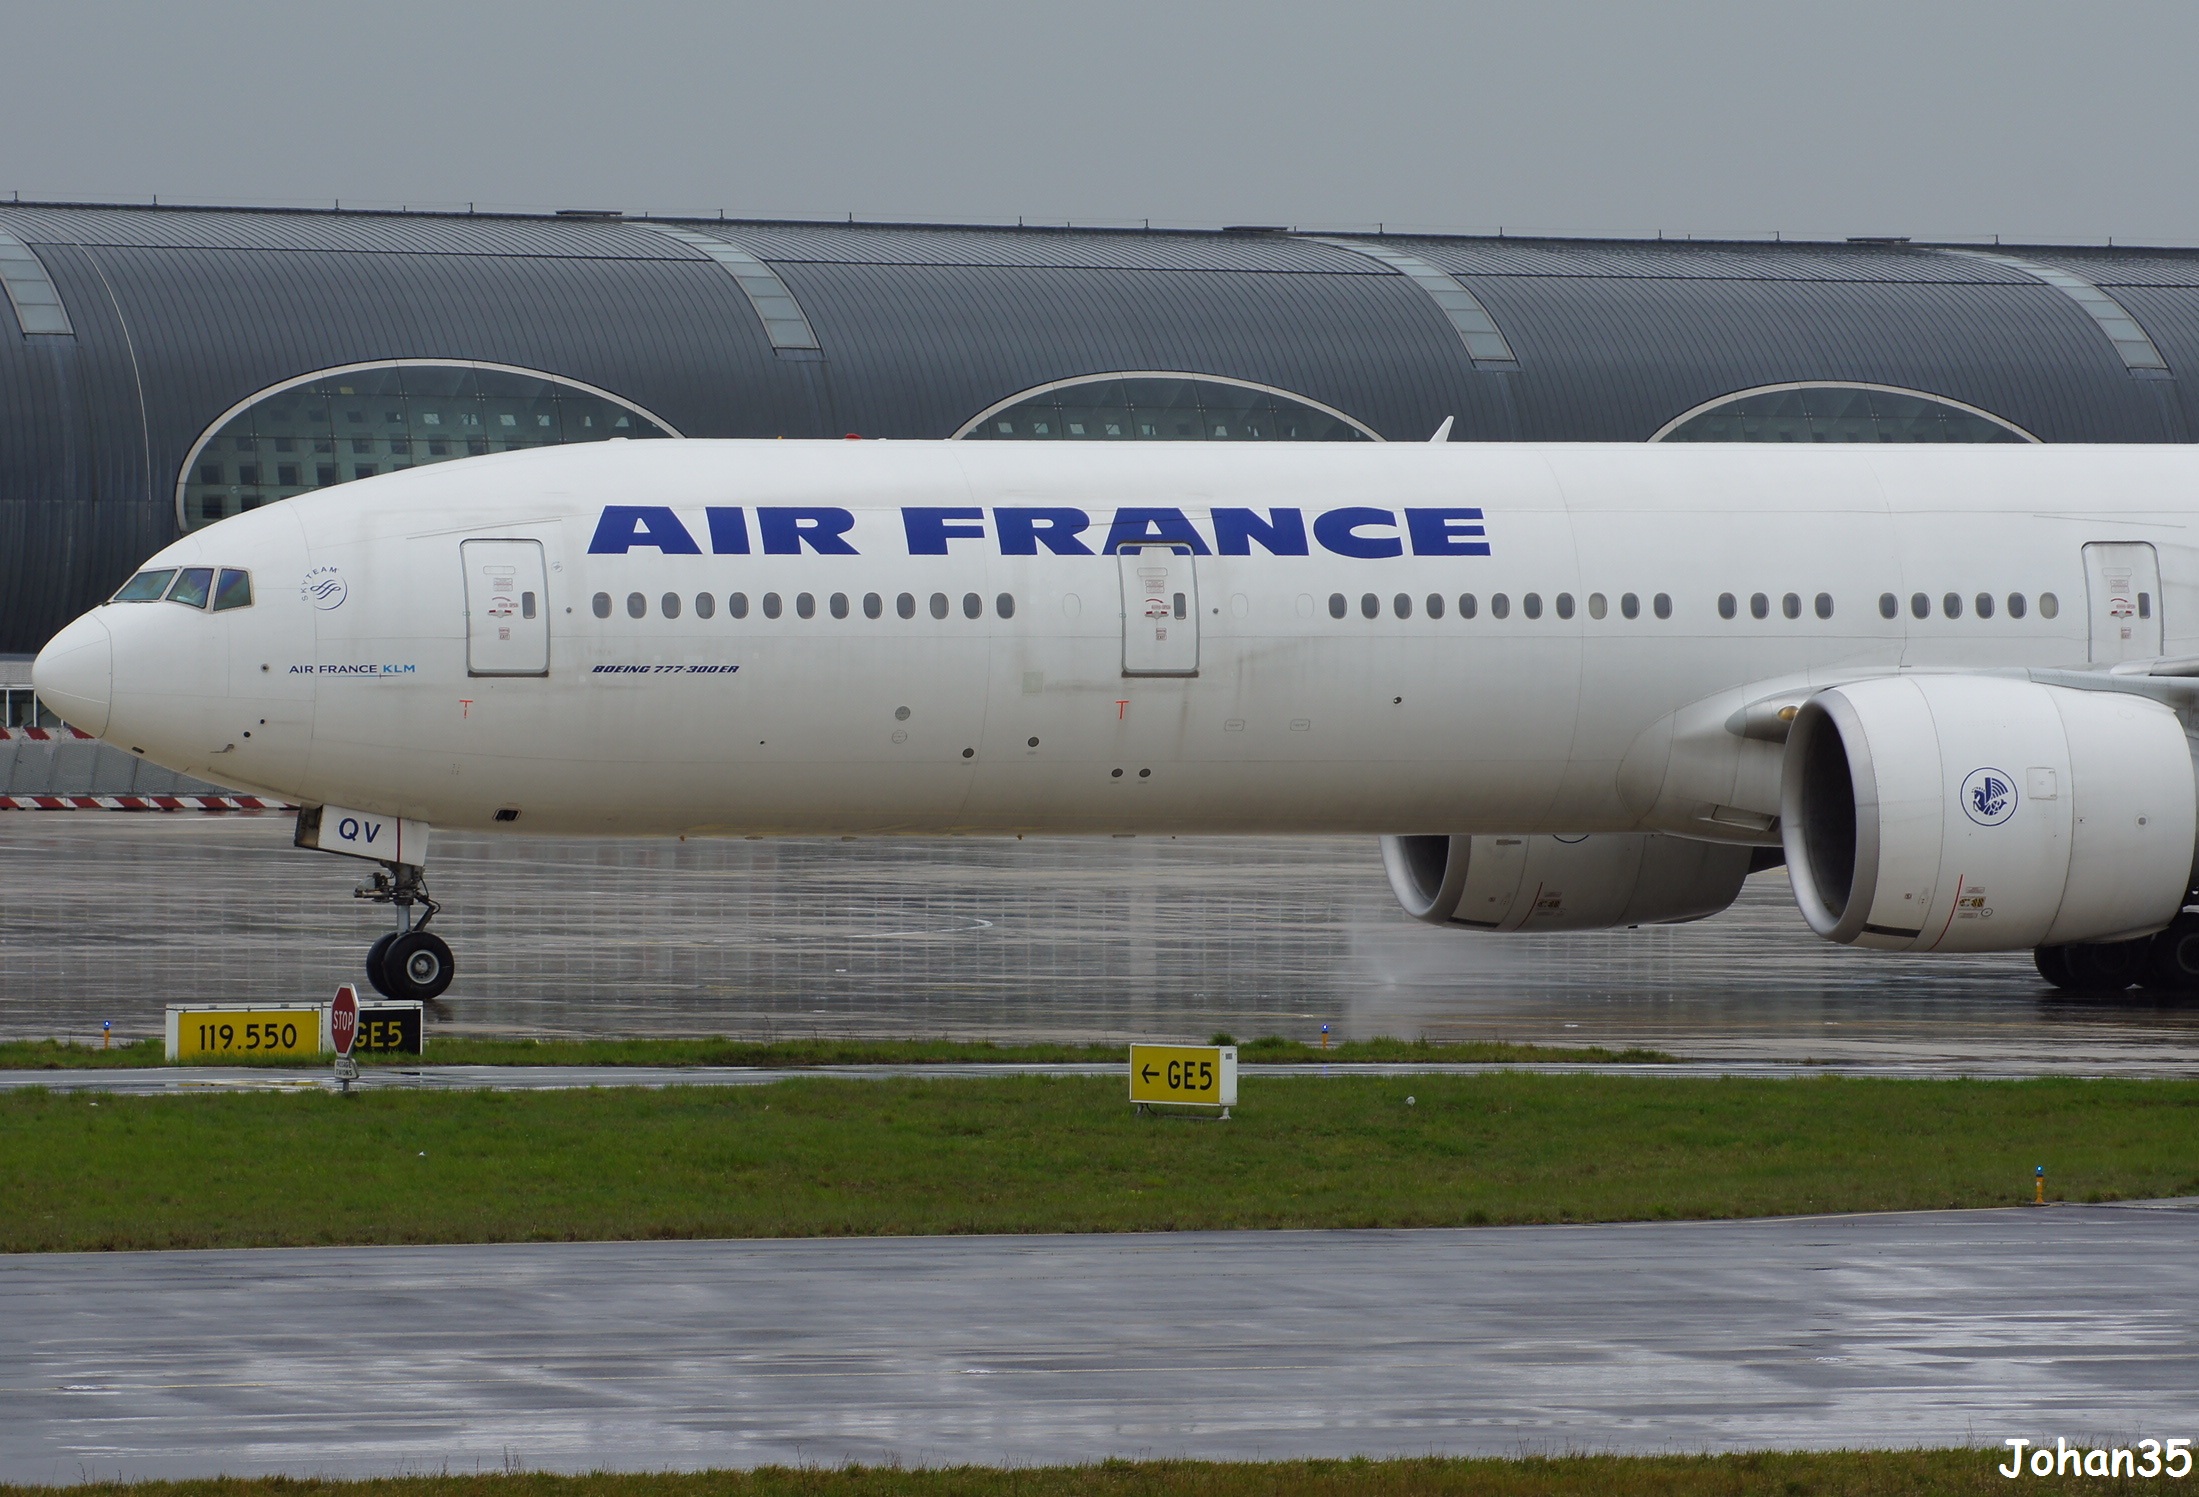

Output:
xmin=759 ymin=506 xmax=859 ymax=555
xmin=1313 ymin=507 xmax=1401 ymax=559
xmin=1213 ymin=508 xmax=1309 ymax=556
xmin=1405 ymin=507 xmax=1489 ymax=556
xmin=904 ymin=507 xmax=987 ymax=555
xmin=705 ymin=507 xmax=750 ymax=555
xmin=1104 ymin=508 xmax=1211 ymax=556
xmin=994 ymin=508 xmax=1093 ymax=555
xmin=588 ymin=506 xmax=701 ymax=555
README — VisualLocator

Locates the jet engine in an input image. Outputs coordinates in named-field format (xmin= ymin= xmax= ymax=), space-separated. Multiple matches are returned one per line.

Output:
xmin=1781 ymin=675 xmax=2197 ymax=952
xmin=1381 ymin=832 xmax=1754 ymax=932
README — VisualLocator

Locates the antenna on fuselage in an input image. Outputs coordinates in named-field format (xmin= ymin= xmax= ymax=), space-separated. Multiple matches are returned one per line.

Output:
xmin=1429 ymin=417 xmax=1454 ymax=443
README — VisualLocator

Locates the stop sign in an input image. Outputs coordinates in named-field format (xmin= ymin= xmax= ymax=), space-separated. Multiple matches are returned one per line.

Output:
xmin=331 ymin=984 xmax=359 ymax=1058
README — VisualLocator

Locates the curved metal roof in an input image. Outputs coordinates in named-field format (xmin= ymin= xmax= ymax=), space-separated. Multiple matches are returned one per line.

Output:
xmin=4 ymin=202 xmax=2199 ymax=650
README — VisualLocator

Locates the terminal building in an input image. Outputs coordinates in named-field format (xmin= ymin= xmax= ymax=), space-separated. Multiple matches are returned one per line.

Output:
xmin=5 ymin=200 xmax=2199 ymax=795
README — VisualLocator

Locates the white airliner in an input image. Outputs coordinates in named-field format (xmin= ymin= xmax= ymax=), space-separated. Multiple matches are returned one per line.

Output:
xmin=32 ymin=437 xmax=2199 ymax=1004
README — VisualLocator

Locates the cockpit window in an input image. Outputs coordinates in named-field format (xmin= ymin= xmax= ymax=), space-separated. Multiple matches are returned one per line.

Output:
xmin=165 ymin=567 xmax=215 ymax=608
xmin=112 ymin=568 xmax=177 ymax=602
xmin=212 ymin=569 xmax=254 ymax=612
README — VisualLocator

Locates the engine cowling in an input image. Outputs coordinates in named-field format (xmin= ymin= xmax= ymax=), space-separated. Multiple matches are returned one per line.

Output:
xmin=1781 ymin=675 xmax=2198 ymax=952
xmin=1381 ymin=832 xmax=1754 ymax=932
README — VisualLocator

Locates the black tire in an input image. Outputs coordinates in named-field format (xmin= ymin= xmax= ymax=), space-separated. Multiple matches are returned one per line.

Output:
xmin=364 ymin=932 xmax=398 ymax=999
xmin=2034 ymin=945 xmax=2077 ymax=989
xmin=2144 ymin=914 xmax=2199 ymax=992
xmin=2064 ymin=938 xmax=2148 ymax=991
xmin=382 ymin=931 xmax=455 ymax=1001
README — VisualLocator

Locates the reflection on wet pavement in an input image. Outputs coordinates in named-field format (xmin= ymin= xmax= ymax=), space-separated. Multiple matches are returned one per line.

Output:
xmin=5 ymin=814 xmax=2197 ymax=1064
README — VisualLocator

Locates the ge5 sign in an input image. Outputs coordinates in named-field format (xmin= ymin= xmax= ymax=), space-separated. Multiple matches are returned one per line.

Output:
xmin=1129 ymin=1044 xmax=1238 ymax=1113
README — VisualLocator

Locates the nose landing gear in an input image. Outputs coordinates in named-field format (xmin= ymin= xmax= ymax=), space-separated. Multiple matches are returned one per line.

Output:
xmin=357 ymin=862 xmax=455 ymax=1001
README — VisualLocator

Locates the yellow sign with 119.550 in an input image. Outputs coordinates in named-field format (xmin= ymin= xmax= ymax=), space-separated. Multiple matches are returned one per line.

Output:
xmin=1128 ymin=1044 xmax=1238 ymax=1110
xmin=171 ymin=1006 xmax=324 ymax=1060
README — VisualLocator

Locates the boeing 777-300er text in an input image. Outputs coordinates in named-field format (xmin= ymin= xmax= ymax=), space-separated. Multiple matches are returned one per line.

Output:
xmin=33 ymin=436 xmax=2199 ymax=1003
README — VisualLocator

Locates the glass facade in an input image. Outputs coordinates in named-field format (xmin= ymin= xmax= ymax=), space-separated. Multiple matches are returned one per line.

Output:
xmin=179 ymin=363 xmax=676 ymax=531
xmin=959 ymin=375 xmax=1377 ymax=443
xmin=1656 ymin=383 xmax=2032 ymax=444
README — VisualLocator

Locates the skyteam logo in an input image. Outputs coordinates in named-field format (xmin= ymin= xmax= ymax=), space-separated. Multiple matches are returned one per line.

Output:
xmin=299 ymin=566 xmax=347 ymax=611
xmin=1961 ymin=767 xmax=2017 ymax=826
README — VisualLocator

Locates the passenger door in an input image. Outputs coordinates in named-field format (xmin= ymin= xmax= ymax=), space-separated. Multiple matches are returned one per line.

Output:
xmin=462 ymin=538 xmax=550 ymax=676
xmin=1118 ymin=544 xmax=1200 ymax=676
xmin=2082 ymin=541 xmax=2162 ymax=663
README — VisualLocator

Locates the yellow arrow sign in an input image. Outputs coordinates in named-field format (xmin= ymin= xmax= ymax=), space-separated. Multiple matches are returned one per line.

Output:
xmin=1129 ymin=1044 xmax=1238 ymax=1109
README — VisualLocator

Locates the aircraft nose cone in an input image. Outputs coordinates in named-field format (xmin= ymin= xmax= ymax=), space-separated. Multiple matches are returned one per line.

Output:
xmin=32 ymin=613 xmax=112 ymax=737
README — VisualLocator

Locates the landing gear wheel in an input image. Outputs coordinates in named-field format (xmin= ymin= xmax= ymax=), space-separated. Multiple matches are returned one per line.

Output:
xmin=2034 ymin=945 xmax=2076 ymax=989
xmin=382 ymin=931 xmax=455 ymax=1002
xmin=2143 ymin=914 xmax=2199 ymax=992
xmin=2064 ymin=938 xmax=2148 ymax=991
xmin=364 ymin=932 xmax=398 ymax=999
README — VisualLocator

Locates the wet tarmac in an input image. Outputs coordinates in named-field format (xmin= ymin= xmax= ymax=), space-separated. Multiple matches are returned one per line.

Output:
xmin=5 ymin=1208 xmax=2194 ymax=1480
xmin=6 ymin=814 xmax=2199 ymax=1065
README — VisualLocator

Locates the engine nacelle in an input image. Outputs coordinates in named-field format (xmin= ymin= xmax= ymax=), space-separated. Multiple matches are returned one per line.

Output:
xmin=1381 ymin=832 xmax=1754 ymax=932
xmin=1782 ymin=676 xmax=2198 ymax=952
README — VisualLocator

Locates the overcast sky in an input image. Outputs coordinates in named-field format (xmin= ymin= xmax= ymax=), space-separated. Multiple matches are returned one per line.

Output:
xmin=4 ymin=0 xmax=2195 ymax=245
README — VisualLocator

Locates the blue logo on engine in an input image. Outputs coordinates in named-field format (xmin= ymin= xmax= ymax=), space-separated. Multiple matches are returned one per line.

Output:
xmin=1961 ymin=768 xmax=2017 ymax=826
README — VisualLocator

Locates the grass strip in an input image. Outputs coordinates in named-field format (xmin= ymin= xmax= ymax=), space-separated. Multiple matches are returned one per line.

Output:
xmin=0 ymin=1034 xmax=1672 ymax=1071
xmin=5 ymin=1074 xmax=2195 ymax=1252
xmin=0 ymin=1450 xmax=2173 ymax=1495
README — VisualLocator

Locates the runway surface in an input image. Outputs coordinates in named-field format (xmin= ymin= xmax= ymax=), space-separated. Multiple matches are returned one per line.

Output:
xmin=8 ymin=814 xmax=2199 ymax=1065
xmin=9 ymin=1053 xmax=2199 ymax=1096
xmin=5 ymin=1207 xmax=2194 ymax=1480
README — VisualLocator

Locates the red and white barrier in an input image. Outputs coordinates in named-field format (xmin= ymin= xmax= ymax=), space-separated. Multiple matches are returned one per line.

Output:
xmin=0 ymin=725 xmax=98 ymax=741
xmin=0 ymin=793 xmax=288 ymax=811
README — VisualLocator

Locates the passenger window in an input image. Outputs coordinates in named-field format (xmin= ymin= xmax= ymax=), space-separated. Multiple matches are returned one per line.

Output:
xmin=864 ymin=592 xmax=883 ymax=619
xmin=897 ymin=592 xmax=916 ymax=619
xmin=997 ymin=593 xmax=1016 ymax=619
xmin=695 ymin=593 xmax=715 ymax=620
xmin=212 ymin=569 xmax=254 ymax=612
xmin=1879 ymin=593 xmax=1898 ymax=620
xmin=1749 ymin=593 xmax=1769 ymax=620
xmin=830 ymin=592 xmax=850 ymax=620
xmin=929 ymin=592 xmax=949 ymax=619
xmin=1652 ymin=593 xmax=1671 ymax=620
xmin=762 ymin=592 xmax=783 ymax=619
xmin=730 ymin=592 xmax=750 ymax=619
xmin=1587 ymin=593 xmax=1607 ymax=620
xmin=1620 ymin=592 xmax=1639 ymax=620
xmin=661 ymin=592 xmax=681 ymax=620
xmin=1911 ymin=593 xmax=1930 ymax=620
xmin=1393 ymin=592 xmax=1412 ymax=619
xmin=626 ymin=592 xmax=647 ymax=619
xmin=592 ymin=592 xmax=612 ymax=619
xmin=1718 ymin=593 xmax=1737 ymax=620
xmin=1942 ymin=592 xmax=1962 ymax=619
xmin=2140 ymin=591 xmax=2153 ymax=619
xmin=1814 ymin=592 xmax=1833 ymax=620
xmin=965 ymin=593 xmax=984 ymax=619
xmin=2040 ymin=592 xmax=2060 ymax=618
xmin=2008 ymin=593 xmax=2027 ymax=619
xmin=1555 ymin=593 xmax=1575 ymax=620
xmin=1426 ymin=592 xmax=1445 ymax=619
xmin=1328 ymin=593 xmax=1347 ymax=620
xmin=1523 ymin=592 xmax=1543 ymax=619
xmin=167 ymin=568 xmax=215 ymax=608
xmin=1974 ymin=592 xmax=1993 ymax=619
xmin=1781 ymin=593 xmax=1799 ymax=620
xmin=521 ymin=592 xmax=537 ymax=620
xmin=1490 ymin=593 xmax=1511 ymax=620
xmin=1458 ymin=593 xmax=1478 ymax=619
xmin=1360 ymin=592 xmax=1379 ymax=620
xmin=112 ymin=569 xmax=178 ymax=602
xmin=796 ymin=592 xmax=816 ymax=619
